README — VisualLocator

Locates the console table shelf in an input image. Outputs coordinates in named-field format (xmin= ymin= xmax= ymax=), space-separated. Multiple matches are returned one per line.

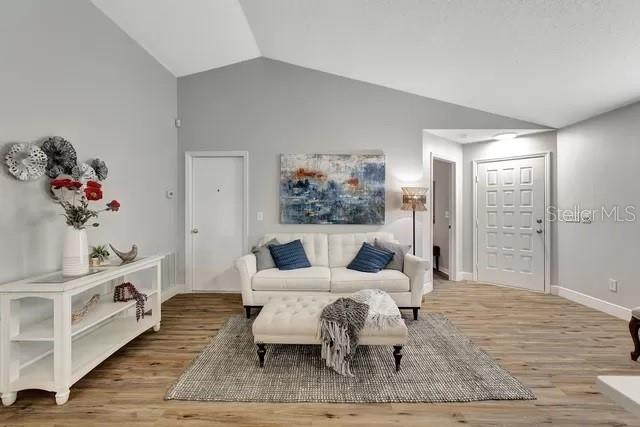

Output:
xmin=12 ymin=289 xmax=159 ymax=342
xmin=0 ymin=256 xmax=162 ymax=406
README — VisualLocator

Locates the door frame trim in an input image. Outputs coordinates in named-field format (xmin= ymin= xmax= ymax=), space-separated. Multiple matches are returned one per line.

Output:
xmin=472 ymin=152 xmax=551 ymax=293
xmin=185 ymin=150 xmax=249 ymax=293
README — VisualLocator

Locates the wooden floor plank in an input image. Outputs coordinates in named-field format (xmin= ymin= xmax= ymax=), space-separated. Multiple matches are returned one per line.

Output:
xmin=2 ymin=278 xmax=639 ymax=426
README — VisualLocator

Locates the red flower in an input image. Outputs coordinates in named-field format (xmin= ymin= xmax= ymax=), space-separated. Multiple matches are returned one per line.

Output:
xmin=106 ymin=200 xmax=120 ymax=212
xmin=68 ymin=180 xmax=82 ymax=190
xmin=86 ymin=180 xmax=101 ymax=189
xmin=84 ymin=186 xmax=103 ymax=201
xmin=51 ymin=178 xmax=71 ymax=189
xmin=51 ymin=178 xmax=82 ymax=190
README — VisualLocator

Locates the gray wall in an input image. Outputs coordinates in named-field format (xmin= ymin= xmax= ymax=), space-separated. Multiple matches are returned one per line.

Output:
xmin=557 ymin=101 xmax=640 ymax=308
xmin=177 ymin=57 xmax=540 ymax=283
xmin=461 ymin=131 xmax=558 ymax=281
xmin=0 ymin=0 xmax=178 ymax=284
xmin=432 ymin=160 xmax=451 ymax=272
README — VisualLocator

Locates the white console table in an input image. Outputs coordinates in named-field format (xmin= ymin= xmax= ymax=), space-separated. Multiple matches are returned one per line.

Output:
xmin=0 ymin=256 xmax=162 ymax=406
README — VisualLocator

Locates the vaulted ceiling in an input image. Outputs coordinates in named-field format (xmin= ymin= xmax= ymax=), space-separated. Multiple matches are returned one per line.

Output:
xmin=91 ymin=0 xmax=640 ymax=128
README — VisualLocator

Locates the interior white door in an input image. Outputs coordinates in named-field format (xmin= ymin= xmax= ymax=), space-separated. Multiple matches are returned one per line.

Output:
xmin=190 ymin=156 xmax=244 ymax=291
xmin=476 ymin=157 xmax=545 ymax=292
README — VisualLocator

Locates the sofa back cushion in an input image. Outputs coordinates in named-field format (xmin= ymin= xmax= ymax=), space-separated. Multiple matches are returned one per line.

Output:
xmin=261 ymin=233 xmax=329 ymax=267
xmin=328 ymin=232 xmax=395 ymax=267
xmin=268 ymin=240 xmax=312 ymax=270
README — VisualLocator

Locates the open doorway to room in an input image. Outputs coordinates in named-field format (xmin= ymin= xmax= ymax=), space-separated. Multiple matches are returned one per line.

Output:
xmin=431 ymin=158 xmax=455 ymax=280
xmin=432 ymin=159 xmax=453 ymax=280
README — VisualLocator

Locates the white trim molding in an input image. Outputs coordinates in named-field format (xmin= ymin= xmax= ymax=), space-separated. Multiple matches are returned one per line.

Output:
xmin=161 ymin=284 xmax=186 ymax=303
xmin=472 ymin=152 xmax=552 ymax=293
xmin=185 ymin=151 xmax=249 ymax=293
xmin=551 ymin=286 xmax=631 ymax=320
xmin=461 ymin=272 xmax=473 ymax=281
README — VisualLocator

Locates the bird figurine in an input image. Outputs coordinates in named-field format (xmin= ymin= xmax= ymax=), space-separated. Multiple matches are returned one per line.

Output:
xmin=109 ymin=244 xmax=138 ymax=264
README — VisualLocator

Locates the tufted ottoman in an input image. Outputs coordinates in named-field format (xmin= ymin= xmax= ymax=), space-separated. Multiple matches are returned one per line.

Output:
xmin=252 ymin=294 xmax=409 ymax=371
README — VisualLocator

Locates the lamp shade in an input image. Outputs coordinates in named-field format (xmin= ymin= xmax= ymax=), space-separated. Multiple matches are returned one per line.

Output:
xmin=401 ymin=187 xmax=427 ymax=211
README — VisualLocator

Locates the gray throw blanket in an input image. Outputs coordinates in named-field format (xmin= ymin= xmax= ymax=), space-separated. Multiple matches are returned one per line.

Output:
xmin=319 ymin=297 xmax=368 ymax=377
xmin=319 ymin=289 xmax=403 ymax=376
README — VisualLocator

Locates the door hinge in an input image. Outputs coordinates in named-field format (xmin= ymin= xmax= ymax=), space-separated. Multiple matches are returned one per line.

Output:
xmin=475 ymin=175 xmax=478 ymax=183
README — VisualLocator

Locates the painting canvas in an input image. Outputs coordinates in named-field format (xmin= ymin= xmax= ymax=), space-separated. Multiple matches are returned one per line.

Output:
xmin=280 ymin=153 xmax=385 ymax=224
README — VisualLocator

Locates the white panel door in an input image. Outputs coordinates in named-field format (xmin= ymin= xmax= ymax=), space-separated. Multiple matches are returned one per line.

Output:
xmin=191 ymin=156 xmax=244 ymax=291
xmin=476 ymin=157 xmax=545 ymax=292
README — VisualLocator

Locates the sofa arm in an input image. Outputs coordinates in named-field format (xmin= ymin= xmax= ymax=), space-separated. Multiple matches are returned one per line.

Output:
xmin=404 ymin=254 xmax=430 ymax=307
xmin=235 ymin=254 xmax=257 ymax=306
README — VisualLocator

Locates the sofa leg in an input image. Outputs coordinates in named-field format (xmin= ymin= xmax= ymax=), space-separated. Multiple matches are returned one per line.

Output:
xmin=393 ymin=345 xmax=403 ymax=372
xmin=257 ymin=343 xmax=266 ymax=367
xmin=630 ymin=317 xmax=640 ymax=362
xmin=412 ymin=308 xmax=419 ymax=321
xmin=245 ymin=306 xmax=251 ymax=319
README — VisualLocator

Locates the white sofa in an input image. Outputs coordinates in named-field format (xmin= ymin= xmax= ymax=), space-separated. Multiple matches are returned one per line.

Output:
xmin=235 ymin=232 xmax=429 ymax=320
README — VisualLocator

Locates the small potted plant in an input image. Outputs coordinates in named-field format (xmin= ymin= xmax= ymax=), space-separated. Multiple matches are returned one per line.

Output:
xmin=90 ymin=245 xmax=111 ymax=267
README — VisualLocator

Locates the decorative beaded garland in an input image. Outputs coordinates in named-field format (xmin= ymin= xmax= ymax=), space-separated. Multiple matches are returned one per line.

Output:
xmin=71 ymin=294 xmax=101 ymax=324
xmin=113 ymin=282 xmax=148 ymax=321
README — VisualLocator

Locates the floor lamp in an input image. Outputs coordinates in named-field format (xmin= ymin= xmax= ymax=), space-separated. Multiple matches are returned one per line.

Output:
xmin=401 ymin=187 xmax=427 ymax=255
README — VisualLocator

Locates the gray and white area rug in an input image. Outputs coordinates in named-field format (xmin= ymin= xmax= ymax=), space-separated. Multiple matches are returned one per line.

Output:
xmin=166 ymin=314 xmax=535 ymax=403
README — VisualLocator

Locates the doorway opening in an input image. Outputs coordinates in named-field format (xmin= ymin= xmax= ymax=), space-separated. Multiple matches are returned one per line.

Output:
xmin=432 ymin=158 xmax=455 ymax=281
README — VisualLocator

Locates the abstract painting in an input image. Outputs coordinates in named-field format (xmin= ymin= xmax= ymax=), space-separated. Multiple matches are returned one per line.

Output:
xmin=280 ymin=153 xmax=385 ymax=224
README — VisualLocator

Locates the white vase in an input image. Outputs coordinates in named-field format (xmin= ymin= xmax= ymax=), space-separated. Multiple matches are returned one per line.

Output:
xmin=62 ymin=227 xmax=89 ymax=276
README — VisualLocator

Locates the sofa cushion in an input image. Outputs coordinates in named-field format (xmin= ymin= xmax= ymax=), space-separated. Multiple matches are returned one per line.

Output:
xmin=252 ymin=267 xmax=331 ymax=291
xmin=330 ymin=267 xmax=410 ymax=293
xmin=251 ymin=238 xmax=279 ymax=271
xmin=374 ymin=238 xmax=411 ymax=271
xmin=328 ymin=232 xmax=395 ymax=267
xmin=347 ymin=242 xmax=395 ymax=273
xmin=269 ymin=239 xmax=312 ymax=270
xmin=261 ymin=233 xmax=328 ymax=267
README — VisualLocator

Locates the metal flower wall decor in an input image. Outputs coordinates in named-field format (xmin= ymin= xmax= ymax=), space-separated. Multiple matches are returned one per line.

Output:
xmin=41 ymin=136 xmax=78 ymax=178
xmin=71 ymin=163 xmax=98 ymax=181
xmin=90 ymin=158 xmax=108 ymax=181
xmin=4 ymin=136 xmax=110 ymax=186
xmin=5 ymin=143 xmax=48 ymax=181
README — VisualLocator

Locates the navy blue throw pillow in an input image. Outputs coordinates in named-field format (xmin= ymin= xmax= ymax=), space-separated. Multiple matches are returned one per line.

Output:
xmin=269 ymin=239 xmax=312 ymax=270
xmin=347 ymin=242 xmax=395 ymax=273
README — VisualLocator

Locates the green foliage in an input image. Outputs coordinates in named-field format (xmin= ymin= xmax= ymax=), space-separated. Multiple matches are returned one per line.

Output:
xmin=90 ymin=245 xmax=110 ymax=262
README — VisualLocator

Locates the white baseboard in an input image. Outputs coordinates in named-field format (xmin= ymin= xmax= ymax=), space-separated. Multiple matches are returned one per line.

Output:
xmin=423 ymin=280 xmax=434 ymax=294
xmin=461 ymin=272 xmax=473 ymax=281
xmin=551 ymin=286 xmax=631 ymax=320
xmin=162 ymin=284 xmax=186 ymax=303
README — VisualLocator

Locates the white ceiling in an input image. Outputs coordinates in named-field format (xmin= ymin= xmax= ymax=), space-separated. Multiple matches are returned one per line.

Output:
xmin=91 ymin=0 xmax=259 ymax=77
xmin=91 ymin=0 xmax=640 ymax=128
xmin=426 ymin=129 xmax=553 ymax=144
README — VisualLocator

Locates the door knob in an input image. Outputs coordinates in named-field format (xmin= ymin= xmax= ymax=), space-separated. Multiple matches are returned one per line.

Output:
xmin=536 ymin=218 xmax=543 ymax=224
xmin=536 ymin=229 xmax=543 ymax=234
xmin=191 ymin=228 xmax=199 ymax=234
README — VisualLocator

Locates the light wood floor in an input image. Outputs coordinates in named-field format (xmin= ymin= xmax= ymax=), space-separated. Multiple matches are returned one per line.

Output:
xmin=2 ymin=279 xmax=639 ymax=427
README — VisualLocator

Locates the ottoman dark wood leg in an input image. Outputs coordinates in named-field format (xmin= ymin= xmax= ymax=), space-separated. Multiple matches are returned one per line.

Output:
xmin=412 ymin=308 xmax=419 ymax=321
xmin=630 ymin=317 xmax=640 ymax=362
xmin=257 ymin=343 xmax=266 ymax=367
xmin=393 ymin=345 xmax=403 ymax=372
xmin=245 ymin=306 xmax=251 ymax=319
